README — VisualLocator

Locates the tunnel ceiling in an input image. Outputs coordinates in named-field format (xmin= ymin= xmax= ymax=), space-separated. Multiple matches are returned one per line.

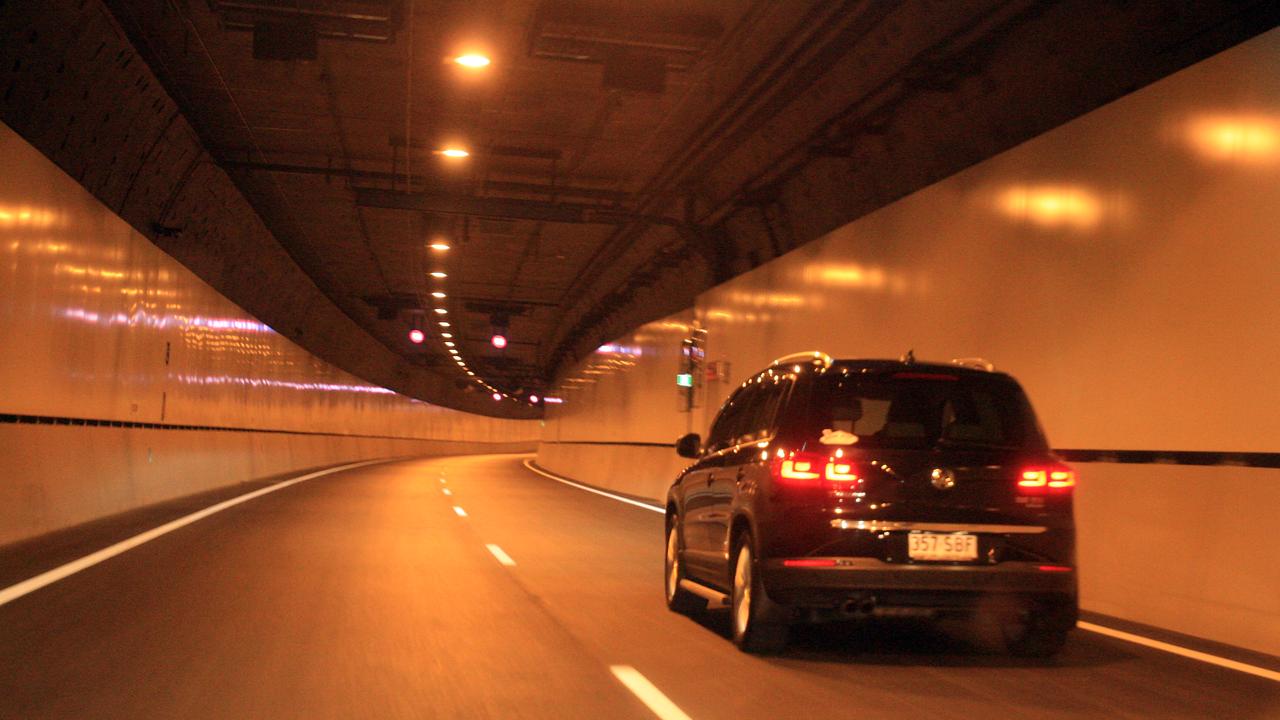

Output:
xmin=2 ymin=1 xmax=1277 ymax=417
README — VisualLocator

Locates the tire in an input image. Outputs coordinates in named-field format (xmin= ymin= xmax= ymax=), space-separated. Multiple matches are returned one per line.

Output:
xmin=1002 ymin=610 xmax=1071 ymax=658
xmin=665 ymin=517 xmax=706 ymax=615
xmin=730 ymin=533 xmax=789 ymax=654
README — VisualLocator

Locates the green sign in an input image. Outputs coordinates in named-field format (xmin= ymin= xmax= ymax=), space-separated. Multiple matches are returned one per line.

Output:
xmin=675 ymin=372 xmax=694 ymax=388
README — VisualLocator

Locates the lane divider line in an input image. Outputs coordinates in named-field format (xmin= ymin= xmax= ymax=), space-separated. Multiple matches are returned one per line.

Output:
xmin=1078 ymin=621 xmax=1280 ymax=682
xmin=610 ymin=665 xmax=692 ymax=720
xmin=453 ymin=506 xmax=468 ymax=517
xmin=0 ymin=457 xmax=389 ymax=609
xmin=522 ymin=460 xmax=663 ymax=514
xmin=442 ymin=488 xmax=452 ymax=496
xmin=485 ymin=544 xmax=516 ymax=567
xmin=524 ymin=459 xmax=1276 ymax=682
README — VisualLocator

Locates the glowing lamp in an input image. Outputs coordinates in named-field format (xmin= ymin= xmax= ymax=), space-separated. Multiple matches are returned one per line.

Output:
xmin=408 ymin=329 xmax=425 ymax=344
xmin=491 ymin=334 xmax=508 ymax=349
xmin=454 ymin=54 xmax=491 ymax=68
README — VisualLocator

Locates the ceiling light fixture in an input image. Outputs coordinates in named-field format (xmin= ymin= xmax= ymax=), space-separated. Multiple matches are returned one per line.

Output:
xmin=429 ymin=271 xmax=447 ymax=278
xmin=434 ymin=308 xmax=448 ymax=314
xmin=431 ymin=291 xmax=446 ymax=298
xmin=437 ymin=148 xmax=470 ymax=158
xmin=453 ymin=54 xmax=491 ymax=68
xmin=429 ymin=242 xmax=451 ymax=251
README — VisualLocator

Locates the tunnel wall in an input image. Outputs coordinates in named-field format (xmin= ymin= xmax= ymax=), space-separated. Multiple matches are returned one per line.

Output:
xmin=0 ymin=121 xmax=537 ymax=547
xmin=538 ymin=30 xmax=1280 ymax=655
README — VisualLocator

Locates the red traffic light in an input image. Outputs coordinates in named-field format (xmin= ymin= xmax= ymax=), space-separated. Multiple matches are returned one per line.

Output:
xmin=408 ymin=329 xmax=425 ymax=344
xmin=491 ymin=334 xmax=508 ymax=349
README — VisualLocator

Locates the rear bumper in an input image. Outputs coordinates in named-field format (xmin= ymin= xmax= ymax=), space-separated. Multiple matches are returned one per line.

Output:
xmin=762 ymin=558 xmax=1077 ymax=610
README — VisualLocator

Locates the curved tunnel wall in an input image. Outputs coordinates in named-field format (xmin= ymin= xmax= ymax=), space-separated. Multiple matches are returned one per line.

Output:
xmin=0 ymin=121 xmax=538 ymax=547
xmin=538 ymin=30 xmax=1280 ymax=655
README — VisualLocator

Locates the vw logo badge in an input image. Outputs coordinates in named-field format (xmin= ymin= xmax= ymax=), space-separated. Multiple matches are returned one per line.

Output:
xmin=930 ymin=468 xmax=957 ymax=490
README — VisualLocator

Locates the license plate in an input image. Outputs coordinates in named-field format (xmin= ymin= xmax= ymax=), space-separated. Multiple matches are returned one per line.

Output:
xmin=908 ymin=532 xmax=978 ymax=561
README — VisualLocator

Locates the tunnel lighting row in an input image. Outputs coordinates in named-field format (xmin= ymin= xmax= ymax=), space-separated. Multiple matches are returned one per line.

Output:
xmin=412 ymin=236 xmax=539 ymax=405
xmin=416 ymin=52 xmax=538 ymax=406
xmin=425 ymin=54 xmax=493 ymax=160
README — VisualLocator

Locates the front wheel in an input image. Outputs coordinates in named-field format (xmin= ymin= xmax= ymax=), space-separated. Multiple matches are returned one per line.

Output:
xmin=730 ymin=534 xmax=788 ymax=654
xmin=665 ymin=518 xmax=706 ymax=615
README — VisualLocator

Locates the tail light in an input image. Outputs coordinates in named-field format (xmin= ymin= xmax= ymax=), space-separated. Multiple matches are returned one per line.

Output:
xmin=772 ymin=452 xmax=864 ymax=486
xmin=1019 ymin=464 xmax=1075 ymax=493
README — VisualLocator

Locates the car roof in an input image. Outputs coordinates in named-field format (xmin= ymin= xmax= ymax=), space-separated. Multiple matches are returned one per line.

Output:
xmin=824 ymin=359 xmax=1016 ymax=381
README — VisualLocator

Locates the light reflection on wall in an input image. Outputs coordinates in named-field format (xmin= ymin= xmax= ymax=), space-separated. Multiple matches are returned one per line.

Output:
xmin=995 ymin=185 xmax=1103 ymax=229
xmin=175 ymin=373 xmax=396 ymax=395
xmin=0 ymin=205 xmax=63 ymax=228
xmin=60 ymin=306 xmax=272 ymax=334
xmin=1184 ymin=114 xmax=1280 ymax=163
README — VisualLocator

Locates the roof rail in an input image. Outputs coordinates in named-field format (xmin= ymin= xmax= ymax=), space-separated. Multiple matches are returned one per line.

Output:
xmin=950 ymin=357 xmax=996 ymax=372
xmin=770 ymin=351 xmax=833 ymax=368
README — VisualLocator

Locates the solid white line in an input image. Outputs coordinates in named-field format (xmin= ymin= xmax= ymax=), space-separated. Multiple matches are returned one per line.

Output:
xmin=453 ymin=506 xmax=468 ymax=517
xmin=610 ymin=665 xmax=692 ymax=720
xmin=485 ymin=544 xmax=516 ymax=567
xmin=442 ymin=488 xmax=452 ymax=496
xmin=522 ymin=459 xmax=663 ymax=514
xmin=0 ymin=458 xmax=389 ymax=608
xmin=1078 ymin=621 xmax=1280 ymax=682
xmin=439 ymin=478 xmax=447 ymax=484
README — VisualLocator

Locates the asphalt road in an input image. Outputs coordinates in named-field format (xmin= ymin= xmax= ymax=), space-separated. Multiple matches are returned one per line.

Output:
xmin=1 ymin=453 xmax=1276 ymax=719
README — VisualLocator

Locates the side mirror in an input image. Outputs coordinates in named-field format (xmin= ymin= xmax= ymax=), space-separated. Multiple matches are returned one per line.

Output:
xmin=675 ymin=433 xmax=702 ymax=459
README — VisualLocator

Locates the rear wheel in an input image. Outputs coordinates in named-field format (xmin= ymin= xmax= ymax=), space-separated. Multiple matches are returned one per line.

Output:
xmin=665 ymin=518 xmax=706 ymax=615
xmin=730 ymin=534 xmax=788 ymax=654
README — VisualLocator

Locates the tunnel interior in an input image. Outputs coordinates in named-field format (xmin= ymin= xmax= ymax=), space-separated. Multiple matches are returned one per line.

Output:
xmin=1 ymin=1 xmax=1278 ymax=717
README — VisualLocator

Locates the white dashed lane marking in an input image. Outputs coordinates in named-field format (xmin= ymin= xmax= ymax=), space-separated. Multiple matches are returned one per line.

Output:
xmin=610 ymin=665 xmax=692 ymax=720
xmin=485 ymin=544 xmax=516 ymax=567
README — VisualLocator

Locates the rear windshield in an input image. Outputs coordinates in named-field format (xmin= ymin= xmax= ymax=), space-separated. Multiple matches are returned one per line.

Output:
xmin=791 ymin=371 xmax=1047 ymax=451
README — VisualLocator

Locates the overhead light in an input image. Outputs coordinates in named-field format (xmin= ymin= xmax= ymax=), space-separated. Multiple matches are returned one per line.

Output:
xmin=434 ymin=308 xmax=448 ymax=314
xmin=466 ymin=371 xmax=475 ymax=376
xmin=441 ymin=332 xmax=453 ymax=338
xmin=491 ymin=334 xmax=507 ymax=349
xmin=437 ymin=148 xmax=470 ymax=159
xmin=430 ymin=271 xmax=448 ymax=278
xmin=453 ymin=54 xmax=491 ymax=68
xmin=408 ymin=329 xmax=425 ymax=344
xmin=492 ymin=392 xmax=502 ymax=401
xmin=529 ymin=395 xmax=539 ymax=404
xmin=429 ymin=242 xmax=451 ymax=251
xmin=431 ymin=291 xmax=446 ymax=298
xmin=439 ymin=321 xmax=450 ymax=327
xmin=444 ymin=341 xmax=455 ymax=347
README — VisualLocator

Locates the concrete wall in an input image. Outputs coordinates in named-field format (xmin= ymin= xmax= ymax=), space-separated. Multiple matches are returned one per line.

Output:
xmin=0 ymin=121 xmax=537 ymax=546
xmin=538 ymin=29 xmax=1280 ymax=655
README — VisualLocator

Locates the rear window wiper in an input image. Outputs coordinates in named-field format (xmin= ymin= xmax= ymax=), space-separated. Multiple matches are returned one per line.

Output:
xmin=936 ymin=438 xmax=1019 ymax=450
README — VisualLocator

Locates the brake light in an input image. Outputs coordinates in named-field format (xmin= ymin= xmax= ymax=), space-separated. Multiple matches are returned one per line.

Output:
xmin=825 ymin=461 xmax=860 ymax=482
xmin=779 ymin=458 xmax=821 ymax=480
xmin=773 ymin=452 xmax=864 ymax=486
xmin=1019 ymin=465 xmax=1075 ymax=493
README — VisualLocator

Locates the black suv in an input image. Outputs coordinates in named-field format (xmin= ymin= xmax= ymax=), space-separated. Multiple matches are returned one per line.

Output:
xmin=664 ymin=352 xmax=1077 ymax=656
